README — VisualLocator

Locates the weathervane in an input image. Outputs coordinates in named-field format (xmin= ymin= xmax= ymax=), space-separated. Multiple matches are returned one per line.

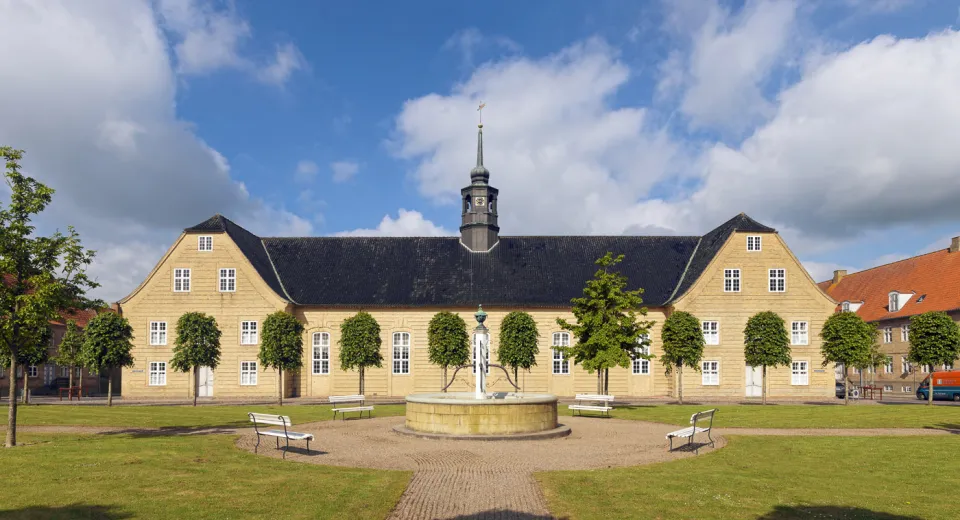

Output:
xmin=477 ymin=102 xmax=486 ymax=127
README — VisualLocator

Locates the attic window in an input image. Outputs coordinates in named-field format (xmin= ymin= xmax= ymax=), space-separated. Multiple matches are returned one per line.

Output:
xmin=198 ymin=236 xmax=213 ymax=252
xmin=889 ymin=291 xmax=900 ymax=312
xmin=841 ymin=301 xmax=850 ymax=312
xmin=916 ymin=294 xmax=926 ymax=303
xmin=747 ymin=236 xmax=762 ymax=251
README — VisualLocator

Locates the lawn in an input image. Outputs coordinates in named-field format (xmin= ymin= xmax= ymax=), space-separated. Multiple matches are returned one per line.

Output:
xmin=13 ymin=404 xmax=406 ymax=428
xmin=0 ymin=433 xmax=410 ymax=520
xmin=538 ymin=435 xmax=960 ymax=520
xmin=561 ymin=403 xmax=960 ymax=429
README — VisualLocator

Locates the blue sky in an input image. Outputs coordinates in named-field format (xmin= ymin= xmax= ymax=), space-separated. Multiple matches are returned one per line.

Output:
xmin=2 ymin=0 xmax=960 ymax=301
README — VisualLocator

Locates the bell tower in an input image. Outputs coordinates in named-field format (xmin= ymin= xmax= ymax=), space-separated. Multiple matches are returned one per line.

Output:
xmin=460 ymin=123 xmax=499 ymax=252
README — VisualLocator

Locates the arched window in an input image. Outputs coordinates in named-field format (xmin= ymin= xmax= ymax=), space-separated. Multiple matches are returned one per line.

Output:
xmin=889 ymin=291 xmax=900 ymax=312
xmin=464 ymin=196 xmax=472 ymax=213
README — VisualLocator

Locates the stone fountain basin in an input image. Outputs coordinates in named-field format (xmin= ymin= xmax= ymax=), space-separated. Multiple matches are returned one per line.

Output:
xmin=403 ymin=392 xmax=559 ymax=436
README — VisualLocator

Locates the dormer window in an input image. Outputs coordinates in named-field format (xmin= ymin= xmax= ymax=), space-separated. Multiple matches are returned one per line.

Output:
xmin=841 ymin=301 xmax=850 ymax=312
xmin=889 ymin=291 xmax=900 ymax=312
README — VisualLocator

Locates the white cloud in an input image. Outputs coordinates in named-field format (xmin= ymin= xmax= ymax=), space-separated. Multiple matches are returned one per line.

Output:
xmin=256 ymin=43 xmax=306 ymax=86
xmin=336 ymin=209 xmax=452 ymax=237
xmin=330 ymin=160 xmax=359 ymax=183
xmin=444 ymin=28 xmax=521 ymax=69
xmin=294 ymin=159 xmax=319 ymax=183
xmin=0 ymin=0 xmax=309 ymax=302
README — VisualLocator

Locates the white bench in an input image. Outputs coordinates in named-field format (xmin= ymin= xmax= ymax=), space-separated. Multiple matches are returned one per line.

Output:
xmin=666 ymin=409 xmax=717 ymax=454
xmin=568 ymin=394 xmax=614 ymax=417
xmin=248 ymin=413 xmax=314 ymax=459
xmin=329 ymin=395 xmax=374 ymax=420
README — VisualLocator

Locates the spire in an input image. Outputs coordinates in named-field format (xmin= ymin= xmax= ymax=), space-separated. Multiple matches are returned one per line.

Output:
xmin=470 ymin=124 xmax=490 ymax=184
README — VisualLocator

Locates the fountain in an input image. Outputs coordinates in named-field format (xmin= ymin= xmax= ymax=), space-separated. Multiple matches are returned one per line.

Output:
xmin=395 ymin=306 xmax=570 ymax=440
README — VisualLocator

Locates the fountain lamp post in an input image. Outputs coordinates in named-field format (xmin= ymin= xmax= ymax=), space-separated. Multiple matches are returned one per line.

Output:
xmin=473 ymin=305 xmax=489 ymax=399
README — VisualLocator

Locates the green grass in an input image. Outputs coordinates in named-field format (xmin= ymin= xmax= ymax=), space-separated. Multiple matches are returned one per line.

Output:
xmin=561 ymin=404 xmax=960 ymax=429
xmin=14 ymin=404 xmax=406 ymax=428
xmin=0 ymin=433 xmax=410 ymax=520
xmin=538 ymin=435 xmax=960 ymax=520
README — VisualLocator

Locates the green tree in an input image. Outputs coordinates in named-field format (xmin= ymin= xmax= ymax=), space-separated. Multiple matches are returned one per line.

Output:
xmin=908 ymin=311 xmax=960 ymax=405
xmin=0 ymin=147 xmax=99 ymax=447
xmin=427 ymin=311 xmax=470 ymax=391
xmin=498 ymin=311 xmax=540 ymax=389
xmin=80 ymin=312 xmax=134 ymax=408
xmin=659 ymin=311 xmax=705 ymax=405
xmin=557 ymin=253 xmax=655 ymax=394
xmin=55 ymin=320 xmax=84 ymax=392
xmin=339 ymin=311 xmax=383 ymax=395
xmin=854 ymin=343 xmax=890 ymax=389
xmin=743 ymin=311 xmax=791 ymax=405
xmin=170 ymin=313 xmax=222 ymax=407
xmin=820 ymin=311 xmax=876 ymax=405
xmin=18 ymin=325 xmax=51 ymax=404
xmin=259 ymin=311 xmax=304 ymax=406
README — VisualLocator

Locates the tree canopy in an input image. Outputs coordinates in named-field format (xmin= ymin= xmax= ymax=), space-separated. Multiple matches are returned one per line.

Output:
xmin=908 ymin=311 xmax=960 ymax=405
xmin=659 ymin=310 xmax=705 ymax=405
xmin=557 ymin=252 xmax=655 ymax=394
xmin=339 ymin=311 xmax=383 ymax=395
xmin=259 ymin=311 xmax=304 ymax=405
xmin=820 ymin=311 xmax=876 ymax=405
xmin=743 ymin=311 xmax=791 ymax=404
xmin=498 ymin=311 xmax=540 ymax=387
xmin=55 ymin=320 xmax=85 ymax=390
xmin=427 ymin=311 xmax=470 ymax=390
xmin=171 ymin=312 xmax=222 ymax=406
xmin=80 ymin=312 xmax=134 ymax=407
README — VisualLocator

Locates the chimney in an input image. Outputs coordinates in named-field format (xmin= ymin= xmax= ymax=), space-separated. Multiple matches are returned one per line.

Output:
xmin=832 ymin=270 xmax=847 ymax=285
xmin=950 ymin=236 xmax=960 ymax=253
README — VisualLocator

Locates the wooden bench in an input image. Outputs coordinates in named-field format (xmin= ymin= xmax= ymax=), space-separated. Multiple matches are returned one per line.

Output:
xmin=568 ymin=394 xmax=614 ymax=417
xmin=329 ymin=395 xmax=374 ymax=420
xmin=248 ymin=413 xmax=314 ymax=458
xmin=666 ymin=409 xmax=717 ymax=454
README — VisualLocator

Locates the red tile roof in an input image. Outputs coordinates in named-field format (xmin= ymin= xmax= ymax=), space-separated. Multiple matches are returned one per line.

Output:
xmin=819 ymin=248 xmax=960 ymax=322
xmin=3 ymin=274 xmax=100 ymax=327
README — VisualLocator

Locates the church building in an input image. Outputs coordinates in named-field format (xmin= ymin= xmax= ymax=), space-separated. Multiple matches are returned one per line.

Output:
xmin=118 ymin=125 xmax=837 ymax=400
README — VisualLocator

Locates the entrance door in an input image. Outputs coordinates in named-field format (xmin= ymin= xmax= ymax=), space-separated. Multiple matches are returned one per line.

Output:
xmin=745 ymin=365 xmax=763 ymax=397
xmin=198 ymin=366 xmax=214 ymax=397
xmin=43 ymin=365 xmax=56 ymax=386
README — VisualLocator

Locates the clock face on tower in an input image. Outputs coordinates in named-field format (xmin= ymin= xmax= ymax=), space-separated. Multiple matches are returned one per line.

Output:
xmin=474 ymin=197 xmax=486 ymax=207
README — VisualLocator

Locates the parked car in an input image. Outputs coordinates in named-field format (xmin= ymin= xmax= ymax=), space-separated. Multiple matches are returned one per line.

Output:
xmin=836 ymin=381 xmax=846 ymax=399
xmin=916 ymin=371 xmax=960 ymax=401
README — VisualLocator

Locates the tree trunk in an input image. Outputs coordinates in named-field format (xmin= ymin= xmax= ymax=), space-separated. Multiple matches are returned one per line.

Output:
xmin=596 ymin=370 xmax=602 ymax=394
xmin=843 ymin=366 xmax=849 ymax=406
xmin=677 ymin=365 xmax=684 ymax=405
xmin=359 ymin=366 xmax=365 ymax=395
xmin=6 ymin=360 xmax=17 ymax=447
xmin=107 ymin=377 xmax=113 ymax=407
xmin=68 ymin=365 xmax=74 ymax=392
xmin=928 ymin=373 xmax=934 ymax=406
xmin=279 ymin=368 xmax=284 ymax=407
xmin=514 ymin=366 xmax=519 ymax=391
xmin=604 ymin=368 xmax=610 ymax=395
xmin=21 ymin=368 xmax=28 ymax=404
xmin=442 ymin=366 xmax=448 ymax=392
xmin=761 ymin=365 xmax=767 ymax=405
xmin=78 ymin=369 xmax=83 ymax=398
xmin=193 ymin=367 xmax=198 ymax=407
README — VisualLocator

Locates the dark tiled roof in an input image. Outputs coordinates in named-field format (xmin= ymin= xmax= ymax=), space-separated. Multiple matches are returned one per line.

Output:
xmin=668 ymin=213 xmax=777 ymax=301
xmin=184 ymin=213 xmax=775 ymax=307
xmin=185 ymin=215 xmax=288 ymax=299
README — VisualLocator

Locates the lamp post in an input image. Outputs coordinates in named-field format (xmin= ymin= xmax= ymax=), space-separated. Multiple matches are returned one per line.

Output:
xmin=474 ymin=305 xmax=489 ymax=399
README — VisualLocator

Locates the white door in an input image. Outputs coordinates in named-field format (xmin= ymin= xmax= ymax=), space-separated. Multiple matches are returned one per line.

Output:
xmin=43 ymin=365 xmax=56 ymax=386
xmin=745 ymin=365 xmax=763 ymax=397
xmin=198 ymin=366 xmax=214 ymax=397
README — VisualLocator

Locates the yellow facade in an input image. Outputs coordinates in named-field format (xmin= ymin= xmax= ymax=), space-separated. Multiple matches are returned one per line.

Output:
xmin=120 ymin=228 xmax=835 ymax=400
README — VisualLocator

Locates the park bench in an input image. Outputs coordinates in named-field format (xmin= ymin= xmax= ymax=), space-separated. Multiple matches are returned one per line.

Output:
xmin=329 ymin=395 xmax=374 ymax=420
xmin=666 ymin=409 xmax=717 ymax=454
xmin=248 ymin=413 xmax=313 ymax=459
xmin=58 ymin=386 xmax=82 ymax=401
xmin=568 ymin=394 xmax=614 ymax=417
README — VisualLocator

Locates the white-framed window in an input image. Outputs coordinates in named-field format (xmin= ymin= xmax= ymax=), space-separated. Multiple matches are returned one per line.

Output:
xmin=901 ymin=325 xmax=909 ymax=342
xmin=149 ymin=361 xmax=166 ymax=386
xmin=768 ymin=268 xmax=786 ymax=292
xmin=552 ymin=332 xmax=570 ymax=374
xmin=791 ymin=321 xmax=809 ymax=345
xmin=60 ymin=366 xmax=70 ymax=378
xmin=841 ymin=301 xmax=851 ymax=312
xmin=884 ymin=360 xmax=893 ymax=374
xmin=149 ymin=321 xmax=167 ymax=345
xmin=28 ymin=366 xmax=38 ymax=378
xmin=392 ymin=332 xmax=410 ymax=374
xmin=791 ymin=361 xmax=809 ymax=385
xmin=889 ymin=292 xmax=899 ymax=312
xmin=883 ymin=328 xmax=893 ymax=343
xmin=173 ymin=268 xmax=191 ymax=292
xmin=853 ymin=367 xmax=861 ymax=375
xmin=76 ymin=367 xmax=82 ymax=378
xmin=902 ymin=385 xmax=912 ymax=393
xmin=945 ymin=363 xmax=954 ymax=371
xmin=920 ymin=364 xmax=932 ymax=374
xmin=312 ymin=332 xmax=330 ymax=375
xmin=883 ymin=385 xmax=893 ymax=392
xmin=901 ymin=357 xmax=912 ymax=373
xmin=702 ymin=360 xmax=719 ymax=385
xmin=633 ymin=335 xmax=650 ymax=375
xmin=747 ymin=235 xmax=762 ymax=251
xmin=219 ymin=268 xmax=236 ymax=292
xmin=240 ymin=321 xmax=258 ymax=345
xmin=702 ymin=321 xmax=719 ymax=345
xmin=240 ymin=361 xmax=258 ymax=386
xmin=723 ymin=269 xmax=741 ymax=292
xmin=198 ymin=235 xmax=213 ymax=252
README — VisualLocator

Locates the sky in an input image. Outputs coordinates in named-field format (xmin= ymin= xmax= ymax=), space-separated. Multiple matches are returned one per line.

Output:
xmin=3 ymin=0 xmax=960 ymax=302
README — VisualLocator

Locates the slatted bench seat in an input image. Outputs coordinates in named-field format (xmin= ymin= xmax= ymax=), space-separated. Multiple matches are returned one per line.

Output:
xmin=568 ymin=394 xmax=614 ymax=417
xmin=248 ymin=413 xmax=313 ymax=459
xmin=666 ymin=409 xmax=717 ymax=454
xmin=329 ymin=395 xmax=374 ymax=420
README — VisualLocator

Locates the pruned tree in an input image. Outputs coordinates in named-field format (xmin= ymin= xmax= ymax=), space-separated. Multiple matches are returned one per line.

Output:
xmin=339 ymin=311 xmax=383 ymax=395
xmin=820 ymin=311 xmax=876 ymax=405
xmin=743 ymin=311 xmax=791 ymax=405
xmin=498 ymin=311 xmax=540 ymax=390
xmin=259 ymin=311 xmax=304 ymax=406
xmin=171 ymin=312 xmax=222 ymax=407
xmin=55 ymin=320 xmax=84 ymax=393
xmin=908 ymin=311 xmax=960 ymax=405
xmin=659 ymin=311 xmax=705 ymax=405
xmin=427 ymin=311 xmax=470 ymax=391
xmin=854 ymin=343 xmax=890 ymax=389
xmin=80 ymin=312 xmax=134 ymax=407
xmin=557 ymin=253 xmax=655 ymax=394
xmin=0 ymin=146 xmax=99 ymax=447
